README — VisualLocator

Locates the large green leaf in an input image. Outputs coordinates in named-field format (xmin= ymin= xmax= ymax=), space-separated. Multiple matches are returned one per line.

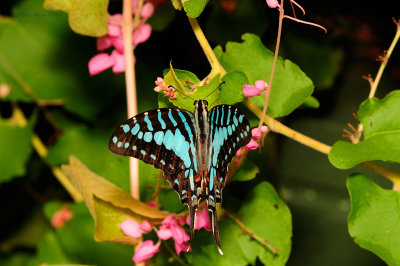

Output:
xmin=219 ymin=71 xmax=248 ymax=105
xmin=215 ymin=33 xmax=314 ymax=118
xmin=0 ymin=111 xmax=35 ymax=183
xmin=329 ymin=90 xmax=400 ymax=169
xmin=186 ymin=182 xmax=292 ymax=265
xmin=347 ymin=174 xmax=400 ymax=265
xmin=229 ymin=159 xmax=259 ymax=182
xmin=183 ymin=0 xmax=209 ymax=18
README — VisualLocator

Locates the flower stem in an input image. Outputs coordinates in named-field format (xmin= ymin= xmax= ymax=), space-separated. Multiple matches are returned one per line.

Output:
xmin=123 ymin=0 xmax=139 ymax=199
xmin=187 ymin=17 xmax=226 ymax=83
xmin=257 ymin=0 xmax=284 ymax=129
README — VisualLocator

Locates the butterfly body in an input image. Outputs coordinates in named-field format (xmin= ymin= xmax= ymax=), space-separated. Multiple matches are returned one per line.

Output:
xmin=109 ymin=100 xmax=251 ymax=254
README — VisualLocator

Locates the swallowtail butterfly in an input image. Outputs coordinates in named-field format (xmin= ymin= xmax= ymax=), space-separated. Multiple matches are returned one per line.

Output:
xmin=109 ymin=100 xmax=251 ymax=254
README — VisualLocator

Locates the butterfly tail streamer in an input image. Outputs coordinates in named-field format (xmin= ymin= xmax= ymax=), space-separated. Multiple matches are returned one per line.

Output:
xmin=188 ymin=205 xmax=197 ymax=241
xmin=209 ymin=205 xmax=223 ymax=255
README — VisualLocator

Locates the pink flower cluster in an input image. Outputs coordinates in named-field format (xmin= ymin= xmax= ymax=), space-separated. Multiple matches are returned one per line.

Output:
xmin=51 ymin=205 xmax=74 ymax=229
xmin=154 ymin=77 xmax=177 ymax=99
xmin=242 ymin=80 xmax=269 ymax=98
xmin=236 ymin=125 xmax=269 ymax=157
xmin=88 ymin=0 xmax=155 ymax=76
xmin=120 ymin=206 xmax=211 ymax=264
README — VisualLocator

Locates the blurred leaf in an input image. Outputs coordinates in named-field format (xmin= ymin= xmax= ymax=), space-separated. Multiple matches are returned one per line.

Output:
xmin=32 ymin=202 xmax=133 ymax=266
xmin=45 ymin=0 xmax=109 ymax=37
xmin=0 ymin=253 xmax=32 ymax=266
xmin=347 ymin=174 xmax=400 ymax=265
xmin=163 ymin=68 xmax=220 ymax=111
xmin=329 ymin=90 xmax=400 ymax=169
xmin=216 ymin=33 xmax=314 ymax=118
xmin=219 ymin=71 xmax=248 ymax=105
xmin=284 ymin=33 xmax=344 ymax=89
xmin=28 ymin=231 xmax=75 ymax=265
xmin=0 ymin=111 xmax=35 ymax=183
xmin=0 ymin=0 xmax=116 ymax=121
xmin=186 ymin=182 xmax=292 ymax=265
xmin=61 ymin=156 xmax=168 ymax=244
xmin=230 ymin=159 xmax=259 ymax=182
xmin=206 ymin=0 xmax=268 ymax=45
xmin=46 ymin=123 xmax=130 ymax=191
xmin=183 ymin=0 xmax=209 ymax=18
xmin=43 ymin=0 xmax=73 ymax=12
xmin=301 ymin=96 xmax=320 ymax=109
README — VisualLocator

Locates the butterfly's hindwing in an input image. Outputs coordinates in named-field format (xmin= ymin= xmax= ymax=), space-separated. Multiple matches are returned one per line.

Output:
xmin=207 ymin=105 xmax=252 ymax=203
xmin=109 ymin=108 xmax=201 ymax=207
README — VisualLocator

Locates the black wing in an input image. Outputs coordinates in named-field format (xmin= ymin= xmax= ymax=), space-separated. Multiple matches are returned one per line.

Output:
xmin=207 ymin=104 xmax=252 ymax=254
xmin=109 ymin=108 xmax=202 ymax=240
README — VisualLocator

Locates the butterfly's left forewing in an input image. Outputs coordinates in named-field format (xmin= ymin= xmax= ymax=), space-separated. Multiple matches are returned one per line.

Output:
xmin=206 ymin=104 xmax=252 ymax=254
xmin=109 ymin=108 xmax=202 ymax=229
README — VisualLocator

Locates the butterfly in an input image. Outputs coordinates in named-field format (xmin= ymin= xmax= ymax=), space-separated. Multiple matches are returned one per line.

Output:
xmin=109 ymin=99 xmax=251 ymax=254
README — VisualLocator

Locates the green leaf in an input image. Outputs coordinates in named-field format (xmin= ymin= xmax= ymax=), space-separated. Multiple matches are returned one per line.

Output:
xmin=219 ymin=71 xmax=247 ymax=105
xmin=186 ymin=182 xmax=292 ymax=265
xmin=183 ymin=0 xmax=209 ymax=18
xmin=329 ymin=90 xmax=400 ymax=169
xmin=301 ymin=96 xmax=320 ymax=109
xmin=347 ymin=174 xmax=400 ymax=265
xmin=230 ymin=159 xmax=259 ymax=182
xmin=163 ymin=68 xmax=220 ymax=111
xmin=61 ymin=156 xmax=168 ymax=244
xmin=0 ymin=112 xmax=35 ymax=183
xmin=216 ymin=33 xmax=314 ymax=118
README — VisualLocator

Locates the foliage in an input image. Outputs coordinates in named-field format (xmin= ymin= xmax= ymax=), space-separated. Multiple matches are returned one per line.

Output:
xmin=0 ymin=0 xmax=399 ymax=265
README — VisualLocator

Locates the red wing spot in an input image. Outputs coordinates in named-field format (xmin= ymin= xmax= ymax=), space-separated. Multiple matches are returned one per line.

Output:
xmin=195 ymin=176 xmax=201 ymax=182
xmin=206 ymin=177 xmax=210 ymax=182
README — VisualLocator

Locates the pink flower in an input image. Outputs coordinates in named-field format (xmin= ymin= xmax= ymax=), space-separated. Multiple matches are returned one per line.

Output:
xmin=153 ymin=77 xmax=177 ymax=99
xmin=156 ymin=214 xmax=191 ymax=255
xmin=251 ymin=128 xmax=262 ymax=139
xmin=185 ymin=207 xmax=211 ymax=231
xmin=88 ymin=53 xmax=115 ymax=76
xmin=266 ymin=0 xmax=280 ymax=8
xmin=96 ymin=35 xmax=113 ymax=51
xmin=141 ymin=2 xmax=155 ymax=18
xmin=133 ymin=23 xmax=152 ymax=45
xmin=51 ymin=205 xmax=73 ymax=229
xmin=120 ymin=219 xmax=142 ymax=238
xmin=133 ymin=240 xmax=160 ymax=264
xmin=242 ymin=84 xmax=263 ymax=97
xmin=261 ymin=125 xmax=268 ymax=133
xmin=111 ymin=50 xmax=126 ymax=73
xmin=146 ymin=200 xmax=158 ymax=209
xmin=120 ymin=219 xmax=152 ymax=238
xmin=245 ymin=139 xmax=259 ymax=150
xmin=0 ymin=84 xmax=10 ymax=98
xmin=236 ymin=148 xmax=242 ymax=157
xmin=255 ymin=80 xmax=269 ymax=91
xmin=140 ymin=220 xmax=152 ymax=233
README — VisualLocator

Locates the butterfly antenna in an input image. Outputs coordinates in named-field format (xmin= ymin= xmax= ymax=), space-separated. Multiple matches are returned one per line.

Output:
xmin=169 ymin=85 xmax=195 ymax=101
xmin=209 ymin=205 xmax=223 ymax=255
xmin=204 ymin=81 xmax=225 ymax=101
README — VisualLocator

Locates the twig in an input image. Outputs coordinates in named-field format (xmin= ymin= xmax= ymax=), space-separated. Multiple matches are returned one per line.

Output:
xmin=122 ymin=0 xmax=139 ymax=199
xmin=226 ymin=212 xmax=279 ymax=254
xmin=187 ymin=17 xmax=226 ymax=85
xmin=257 ymin=0 xmax=285 ymax=129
